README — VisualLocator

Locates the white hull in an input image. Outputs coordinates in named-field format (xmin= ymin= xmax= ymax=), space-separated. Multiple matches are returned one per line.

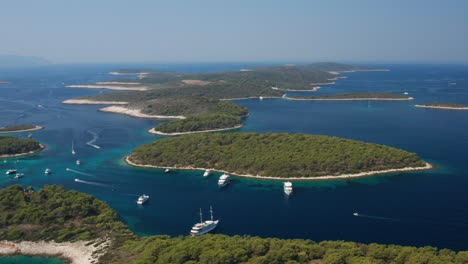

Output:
xmin=190 ymin=220 xmax=219 ymax=236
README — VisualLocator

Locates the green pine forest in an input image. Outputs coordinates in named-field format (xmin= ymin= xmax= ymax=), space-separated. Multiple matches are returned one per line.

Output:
xmin=0 ymin=136 xmax=42 ymax=156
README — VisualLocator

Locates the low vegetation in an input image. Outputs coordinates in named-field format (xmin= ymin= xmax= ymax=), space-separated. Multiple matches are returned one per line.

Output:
xmin=0 ymin=136 xmax=42 ymax=156
xmin=155 ymin=113 xmax=242 ymax=133
xmin=0 ymin=124 xmax=37 ymax=133
xmin=418 ymin=102 xmax=468 ymax=108
xmin=129 ymin=132 xmax=426 ymax=177
xmin=0 ymin=185 xmax=129 ymax=242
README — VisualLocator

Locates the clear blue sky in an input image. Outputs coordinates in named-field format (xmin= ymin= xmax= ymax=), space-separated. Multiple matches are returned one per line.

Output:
xmin=1 ymin=0 xmax=467 ymax=63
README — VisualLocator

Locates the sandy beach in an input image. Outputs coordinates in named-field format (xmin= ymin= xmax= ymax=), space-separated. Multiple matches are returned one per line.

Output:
xmin=125 ymin=156 xmax=432 ymax=181
xmin=96 ymin=81 xmax=142 ymax=85
xmin=286 ymin=97 xmax=414 ymax=101
xmin=0 ymin=144 xmax=45 ymax=159
xmin=62 ymin=99 xmax=129 ymax=105
xmin=108 ymin=71 xmax=149 ymax=75
xmin=0 ymin=125 xmax=43 ymax=134
xmin=99 ymin=106 xmax=186 ymax=119
xmin=415 ymin=105 xmax=468 ymax=110
xmin=148 ymin=125 xmax=244 ymax=136
xmin=0 ymin=239 xmax=109 ymax=264
xmin=66 ymin=84 xmax=148 ymax=91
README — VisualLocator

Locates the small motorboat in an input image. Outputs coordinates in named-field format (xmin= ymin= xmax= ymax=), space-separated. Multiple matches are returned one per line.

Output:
xmin=14 ymin=173 xmax=24 ymax=179
xmin=5 ymin=169 xmax=17 ymax=175
xmin=353 ymin=212 xmax=359 ymax=216
xmin=137 ymin=194 xmax=149 ymax=205
xmin=165 ymin=169 xmax=170 ymax=173
xmin=203 ymin=170 xmax=211 ymax=177
xmin=76 ymin=160 xmax=81 ymax=165
xmin=45 ymin=168 xmax=52 ymax=174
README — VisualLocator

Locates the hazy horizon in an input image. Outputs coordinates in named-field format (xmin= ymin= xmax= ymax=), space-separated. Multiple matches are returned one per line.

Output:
xmin=2 ymin=0 xmax=468 ymax=64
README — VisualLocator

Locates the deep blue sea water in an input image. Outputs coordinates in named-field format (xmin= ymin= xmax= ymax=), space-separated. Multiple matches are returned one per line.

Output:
xmin=0 ymin=63 xmax=467 ymax=263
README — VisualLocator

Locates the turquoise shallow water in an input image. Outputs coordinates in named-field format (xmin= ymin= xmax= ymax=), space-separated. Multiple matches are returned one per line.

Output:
xmin=0 ymin=256 xmax=66 ymax=264
xmin=0 ymin=63 xmax=467 ymax=264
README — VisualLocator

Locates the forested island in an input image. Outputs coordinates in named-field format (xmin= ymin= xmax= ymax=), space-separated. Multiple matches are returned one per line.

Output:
xmin=0 ymin=80 xmax=8 ymax=84
xmin=0 ymin=124 xmax=43 ymax=133
xmin=288 ymin=92 xmax=413 ymax=101
xmin=127 ymin=132 xmax=430 ymax=179
xmin=415 ymin=102 xmax=468 ymax=110
xmin=0 ymin=136 xmax=43 ymax=158
xmin=1 ymin=184 xmax=466 ymax=264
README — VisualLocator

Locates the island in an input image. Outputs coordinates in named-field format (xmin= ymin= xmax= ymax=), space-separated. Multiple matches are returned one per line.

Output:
xmin=287 ymin=92 xmax=413 ymax=101
xmin=0 ymin=81 xmax=8 ymax=84
xmin=127 ymin=132 xmax=431 ymax=179
xmin=0 ymin=124 xmax=43 ymax=134
xmin=0 ymin=136 xmax=44 ymax=158
xmin=0 ymin=184 xmax=465 ymax=264
xmin=415 ymin=102 xmax=468 ymax=110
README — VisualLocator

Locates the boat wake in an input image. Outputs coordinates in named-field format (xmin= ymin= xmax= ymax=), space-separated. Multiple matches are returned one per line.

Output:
xmin=66 ymin=168 xmax=94 ymax=177
xmin=354 ymin=213 xmax=400 ymax=221
xmin=86 ymin=130 xmax=101 ymax=149
xmin=74 ymin=178 xmax=112 ymax=188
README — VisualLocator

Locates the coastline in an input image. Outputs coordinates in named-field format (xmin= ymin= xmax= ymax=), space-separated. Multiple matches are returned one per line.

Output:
xmin=286 ymin=97 xmax=414 ymax=101
xmin=99 ymin=106 xmax=186 ymax=119
xmin=0 ymin=125 xmax=43 ymax=134
xmin=0 ymin=144 xmax=45 ymax=159
xmin=125 ymin=156 xmax=433 ymax=181
xmin=272 ymin=86 xmax=321 ymax=92
xmin=415 ymin=105 xmax=468 ymax=110
xmin=62 ymin=99 xmax=129 ymax=105
xmin=0 ymin=239 xmax=109 ymax=264
xmin=148 ymin=125 xmax=244 ymax=136
xmin=66 ymin=84 xmax=148 ymax=91
xmin=220 ymin=96 xmax=283 ymax=101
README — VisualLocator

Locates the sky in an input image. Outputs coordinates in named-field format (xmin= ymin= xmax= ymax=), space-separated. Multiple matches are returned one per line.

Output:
xmin=1 ymin=0 xmax=468 ymax=63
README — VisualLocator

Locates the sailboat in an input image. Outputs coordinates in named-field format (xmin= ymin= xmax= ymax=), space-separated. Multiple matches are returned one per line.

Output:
xmin=72 ymin=140 xmax=76 ymax=155
xmin=189 ymin=206 xmax=219 ymax=236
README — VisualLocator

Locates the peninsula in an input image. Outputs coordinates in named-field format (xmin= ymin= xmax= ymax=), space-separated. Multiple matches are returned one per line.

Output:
xmin=0 ymin=124 xmax=43 ymax=134
xmin=0 ymin=136 xmax=44 ymax=158
xmin=127 ymin=132 xmax=430 ymax=179
xmin=287 ymin=92 xmax=413 ymax=101
xmin=0 ymin=184 xmax=465 ymax=264
xmin=415 ymin=102 xmax=468 ymax=110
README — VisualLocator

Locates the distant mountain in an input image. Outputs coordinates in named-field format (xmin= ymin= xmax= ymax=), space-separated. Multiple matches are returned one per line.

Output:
xmin=0 ymin=55 xmax=50 ymax=68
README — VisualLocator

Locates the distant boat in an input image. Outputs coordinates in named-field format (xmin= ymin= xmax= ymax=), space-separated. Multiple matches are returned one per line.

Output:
xmin=72 ymin=140 xmax=76 ymax=155
xmin=403 ymin=92 xmax=409 ymax=95
xmin=203 ymin=170 xmax=211 ymax=177
xmin=259 ymin=96 xmax=264 ymax=100
xmin=218 ymin=174 xmax=230 ymax=187
xmin=284 ymin=181 xmax=293 ymax=196
xmin=5 ymin=169 xmax=17 ymax=175
xmin=353 ymin=212 xmax=359 ymax=216
xmin=14 ymin=173 xmax=24 ymax=179
xmin=137 ymin=194 xmax=149 ymax=205
xmin=190 ymin=206 xmax=219 ymax=236
xmin=74 ymin=178 xmax=79 ymax=182
xmin=66 ymin=168 xmax=70 ymax=171
xmin=165 ymin=169 xmax=170 ymax=173
xmin=27 ymin=133 xmax=33 ymax=138
xmin=45 ymin=168 xmax=52 ymax=174
xmin=76 ymin=160 xmax=81 ymax=165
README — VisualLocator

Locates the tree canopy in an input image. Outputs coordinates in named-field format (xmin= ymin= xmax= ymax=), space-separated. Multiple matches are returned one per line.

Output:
xmin=129 ymin=132 xmax=426 ymax=177
xmin=155 ymin=113 xmax=242 ymax=133
xmin=0 ymin=136 xmax=42 ymax=156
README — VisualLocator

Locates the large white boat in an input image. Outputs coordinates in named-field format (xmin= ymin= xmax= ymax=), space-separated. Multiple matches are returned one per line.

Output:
xmin=5 ymin=169 xmax=17 ymax=175
xmin=45 ymin=168 xmax=52 ymax=174
xmin=137 ymin=194 xmax=149 ymax=205
xmin=203 ymin=170 xmax=211 ymax=177
xmin=165 ymin=169 xmax=170 ymax=173
xmin=190 ymin=206 xmax=219 ymax=236
xmin=353 ymin=212 xmax=359 ymax=216
xmin=218 ymin=174 xmax=230 ymax=187
xmin=284 ymin=181 xmax=293 ymax=195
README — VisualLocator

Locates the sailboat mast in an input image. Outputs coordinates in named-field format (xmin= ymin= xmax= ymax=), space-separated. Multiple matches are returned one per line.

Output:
xmin=210 ymin=206 xmax=213 ymax=221
xmin=199 ymin=208 xmax=203 ymax=223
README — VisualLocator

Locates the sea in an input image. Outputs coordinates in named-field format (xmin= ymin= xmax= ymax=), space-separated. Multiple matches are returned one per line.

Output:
xmin=0 ymin=63 xmax=467 ymax=263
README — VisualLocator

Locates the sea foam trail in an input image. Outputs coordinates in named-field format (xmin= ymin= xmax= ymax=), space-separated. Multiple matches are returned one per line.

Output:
xmin=66 ymin=168 xmax=94 ymax=177
xmin=86 ymin=130 xmax=101 ymax=149
xmin=354 ymin=214 xmax=400 ymax=221
xmin=74 ymin=178 xmax=113 ymax=188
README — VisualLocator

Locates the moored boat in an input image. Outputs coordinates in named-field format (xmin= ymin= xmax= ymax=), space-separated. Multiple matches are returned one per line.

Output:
xmin=190 ymin=206 xmax=219 ymax=236
xmin=45 ymin=168 xmax=52 ymax=174
xmin=76 ymin=160 xmax=81 ymax=165
xmin=14 ymin=173 xmax=24 ymax=179
xmin=137 ymin=194 xmax=150 ymax=205
xmin=218 ymin=174 xmax=230 ymax=187
xmin=5 ymin=169 xmax=17 ymax=175
xmin=203 ymin=170 xmax=211 ymax=177
xmin=165 ymin=169 xmax=170 ymax=173
xmin=284 ymin=181 xmax=293 ymax=195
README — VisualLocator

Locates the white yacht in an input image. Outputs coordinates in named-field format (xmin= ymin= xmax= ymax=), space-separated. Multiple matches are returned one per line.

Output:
xmin=218 ymin=174 xmax=230 ymax=187
xmin=203 ymin=170 xmax=211 ymax=177
xmin=5 ymin=169 xmax=17 ymax=175
xmin=165 ymin=169 xmax=170 ymax=173
xmin=403 ymin=92 xmax=409 ymax=95
xmin=45 ymin=168 xmax=52 ymax=174
xmin=190 ymin=207 xmax=219 ymax=236
xmin=14 ymin=173 xmax=24 ymax=179
xmin=76 ymin=160 xmax=81 ymax=165
xmin=137 ymin=194 xmax=150 ymax=205
xmin=72 ymin=140 xmax=76 ymax=155
xmin=353 ymin=212 xmax=359 ymax=216
xmin=259 ymin=96 xmax=264 ymax=100
xmin=74 ymin=178 xmax=80 ymax=182
xmin=284 ymin=181 xmax=293 ymax=195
